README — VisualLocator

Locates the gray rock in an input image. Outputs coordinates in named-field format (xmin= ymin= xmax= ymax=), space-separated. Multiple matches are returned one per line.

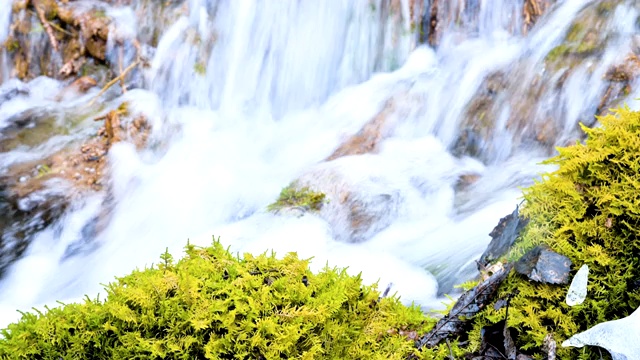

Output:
xmin=478 ymin=205 xmax=529 ymax=269
xmin=515 ymin=245 xmax=572 ymax=284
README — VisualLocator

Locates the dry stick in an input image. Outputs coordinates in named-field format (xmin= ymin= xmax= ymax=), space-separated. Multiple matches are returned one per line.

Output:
xmin=88 ymin=60 xmax=140 ymax=107
xmin=47 ymin=20 xmax=73 ymax=36
xmin=26 ymin=10 xmax=72 ymax=36
xmin=31 ymin=0 xmax=59 ymax=51
xmin=118 ymin=47 xmax=127 ymax=94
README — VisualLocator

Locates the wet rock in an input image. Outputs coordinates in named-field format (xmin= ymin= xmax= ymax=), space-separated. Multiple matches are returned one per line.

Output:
xmin=453 ymin=1 xmax=625 ymax=162
xmin=416 ymin=263 xmax=512 ymax=350
xmin=0 ymin=180 xmax=69 ymax=278
xmin=478 ymin=205 xmax=529 ymax=269
xmin=515 ymin=245 xmax=572 ymax=284
xmin=597 ymin=53 xmax=640 ymax=116
xmin=55 ymin=76 xmax=98 ymax=101
xmin=0 ymin=101 xmax=152 ymax=275
xmin=0 ymin=80 xmax=29 ymax=106
xmin=326 ymin=99 xmax=395 ymax=161
xmin=523 ymin=0 xmax=555 ymax=34
xmin=422 ymin=0 xmax=555 ymax=47
xmin=0 ymin=104 xmax=100 ymax=152
xmin=6 ymin=0 xmax=126 ymax=83
xmin=292 ymin=161 xmax=402 ymax=243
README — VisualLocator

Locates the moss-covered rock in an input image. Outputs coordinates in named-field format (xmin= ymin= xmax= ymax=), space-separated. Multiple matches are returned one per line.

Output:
xmin=469 ymin=105 xmax=640 ymax=359
xmin=267 ymin=184 xmax=327 ymax=213
xmin=0 ymin=240 xmax=450 ymax=359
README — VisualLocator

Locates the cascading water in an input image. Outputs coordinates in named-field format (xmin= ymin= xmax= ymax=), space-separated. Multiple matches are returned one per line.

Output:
xmin=0 ymin=0 xmax=639 ymax=332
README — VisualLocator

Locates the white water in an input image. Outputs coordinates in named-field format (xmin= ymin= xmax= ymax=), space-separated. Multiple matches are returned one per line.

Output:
xmin=0 ymin=0 xmax=639 ymax=329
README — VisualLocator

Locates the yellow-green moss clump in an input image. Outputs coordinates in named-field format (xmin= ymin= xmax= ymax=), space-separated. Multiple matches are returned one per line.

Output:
xmin=0 ymin=240 xmax=445 ymax=359
xmin=470 ymin=106 xmax=640 ymax=359
xmin=267 ymin=184 xmax=327 ymax=212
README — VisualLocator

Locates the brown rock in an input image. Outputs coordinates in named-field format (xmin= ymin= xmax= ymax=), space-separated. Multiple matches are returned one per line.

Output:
xmin=85 ymin=36 xmax=107 ymax=61
xmin=523 ymin=0 xmax=555 ymax=33
xmin=326 ymin=99 xmax=394 ymax=161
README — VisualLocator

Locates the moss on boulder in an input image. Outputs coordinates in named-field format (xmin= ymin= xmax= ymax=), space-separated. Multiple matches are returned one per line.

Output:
xmin=267 ymin=184 xmax=327 ymax=213
xmin=468 ymin=106 xmax=640 ymax=359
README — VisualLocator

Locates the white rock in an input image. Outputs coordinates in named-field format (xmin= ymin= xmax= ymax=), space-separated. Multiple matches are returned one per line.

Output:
xmin=562 ymin=306 xmax=640 ymax=360
xmin=566 ymin=264 xmax=589 ymax=306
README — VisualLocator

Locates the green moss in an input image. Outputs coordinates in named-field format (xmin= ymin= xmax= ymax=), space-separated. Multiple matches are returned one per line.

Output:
xmin=193 ymin=62 xmax=206 ymax=76
xmin=543 ymin=2 xmax=618 ymax=68
xmin=566 ymin=23 xmax=584 ymax=43
xmin=4 ymin=38 xmax=20 ymax=52
xmin=92 ymin=9 xmax=107 ymax=19
xmin=473 ymin=105 xmax=640 ymax=359
xmin=0 ymin=239 xmax=441 ymax=359
xmin=545 ymin=45 xmax=569 ymax=63
xmin=596 ymin=0 xmax=618 ymax=15
xmin=268 ymin=184 xmax=327 ymax=212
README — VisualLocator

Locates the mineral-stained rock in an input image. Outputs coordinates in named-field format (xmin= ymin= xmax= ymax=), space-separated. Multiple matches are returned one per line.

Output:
xmin=515 ymin=245 xmax=572 ymax=284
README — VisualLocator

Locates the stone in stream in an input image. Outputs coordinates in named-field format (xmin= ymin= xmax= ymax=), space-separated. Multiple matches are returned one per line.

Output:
xmin=515 ymin=245 xmax=572 ymax=285
xmin=292 ymin=160 xmax=402 ymax=243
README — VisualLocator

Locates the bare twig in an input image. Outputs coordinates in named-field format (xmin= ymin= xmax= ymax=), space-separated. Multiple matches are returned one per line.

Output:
xmin=31 ymin=0 xmax=59 ymax=51
xmin=88 ymin=60 xmax=140 ymax=106
xmin=118 ymin=47 xmax=127 ymax=94
xmin=47 ymin=20 xmax=72 ymax=36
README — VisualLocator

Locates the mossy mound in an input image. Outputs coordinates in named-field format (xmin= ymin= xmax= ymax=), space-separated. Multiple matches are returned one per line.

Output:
xmin=0 ymin=240 xmax=444 ymax=359
xmin=470 ymin=106 xmax=640 ymax=359
xmin=267 ymin=184 xmax=327 ymax=212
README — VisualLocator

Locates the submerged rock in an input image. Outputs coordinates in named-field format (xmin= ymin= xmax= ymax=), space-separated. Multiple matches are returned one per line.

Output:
xmin=326 ymin=98 xmax=396 ymax=161
xmin=453 ymin=0 xmax=637 ymax=162
xmin=515 ymin=245 xmax=572 ymax=284
xmin=292 ymin=158 xmax=402 ymax=243
xmin=0 ymin=179 xmax=69 ymax=277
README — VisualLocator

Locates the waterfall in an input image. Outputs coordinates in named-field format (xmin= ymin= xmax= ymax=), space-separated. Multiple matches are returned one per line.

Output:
xmin=0 ymin=4 xmax=11 ymax=82
xmin=1 ymin=0 xmax=639 ymax=329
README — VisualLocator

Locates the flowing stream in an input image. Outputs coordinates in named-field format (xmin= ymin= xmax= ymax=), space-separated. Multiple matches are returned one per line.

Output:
xmin=0 ymin=0 xmax=639 ymax=329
